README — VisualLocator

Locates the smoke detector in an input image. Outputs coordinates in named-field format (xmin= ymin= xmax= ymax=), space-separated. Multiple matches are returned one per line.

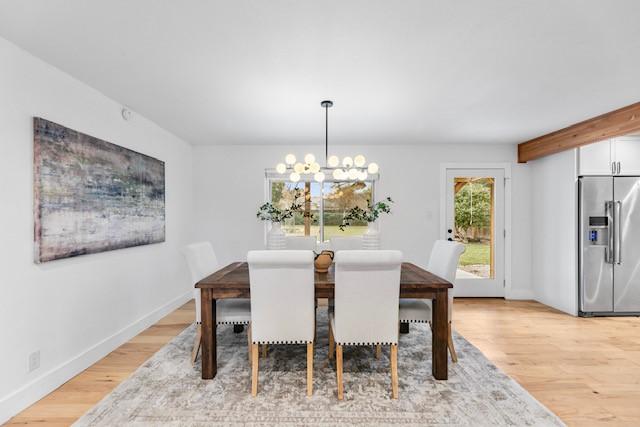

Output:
xmin=121 ymin=108 xmax=133 ymax=121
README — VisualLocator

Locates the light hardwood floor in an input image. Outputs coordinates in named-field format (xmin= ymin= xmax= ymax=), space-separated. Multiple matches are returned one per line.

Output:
xmin=5 ymin=299 xmax=640 ymax=426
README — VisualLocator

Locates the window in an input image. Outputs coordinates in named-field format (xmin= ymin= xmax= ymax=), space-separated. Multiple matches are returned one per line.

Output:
xmin=451 ymin=177 xmax=495 ymax=279
xmin=268 ymin=178 xmax=375 ymax=242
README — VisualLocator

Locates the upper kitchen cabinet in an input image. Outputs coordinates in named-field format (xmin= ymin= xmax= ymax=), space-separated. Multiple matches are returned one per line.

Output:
xmin=579 ymin=136 xmax=640 ymax=175
xmin=579 ymin=139 xmax=612 ymax=175
xmin=612 ymin=136 xmax=640 ymax=175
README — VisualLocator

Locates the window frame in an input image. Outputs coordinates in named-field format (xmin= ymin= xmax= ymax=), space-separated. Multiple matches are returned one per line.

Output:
xmin=264 ymin=169 xmax=378 ymax=242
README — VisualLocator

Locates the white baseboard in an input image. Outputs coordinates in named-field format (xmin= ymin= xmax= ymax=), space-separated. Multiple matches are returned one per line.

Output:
xmin=533 ymin=295 xmax=578 ymax=316
xmin=505 ymin=289 xmax=535 ymax=300
xmin=0 ymin=291 xmax=192 ymax=424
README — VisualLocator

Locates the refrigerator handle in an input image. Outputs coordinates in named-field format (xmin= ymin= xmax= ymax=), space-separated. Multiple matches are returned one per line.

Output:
xmin=615 ymin=200 xmax=622 ymax=264
xmin=605 ymin=201 xmax=615 ymax=264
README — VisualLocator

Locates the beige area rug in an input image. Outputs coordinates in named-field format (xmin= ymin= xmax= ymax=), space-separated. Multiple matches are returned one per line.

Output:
xmin=74 ymin=310 xmax=564 ymax=426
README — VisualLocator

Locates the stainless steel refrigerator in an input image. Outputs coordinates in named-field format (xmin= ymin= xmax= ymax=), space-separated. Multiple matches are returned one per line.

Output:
xmin=579 ymin=176 xmax=640 ymax=316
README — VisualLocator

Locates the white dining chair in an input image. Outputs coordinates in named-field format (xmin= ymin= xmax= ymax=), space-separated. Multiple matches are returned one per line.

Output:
xmin=247 ymin=250 xmax=316 ymax=397
xmin=285 ymin=236 xmax=317 ymax=251
xmin=330 ymin=236 xmax=363 ymax=252
xmin=182 ymin=242 xmax=252 ymax=365
xmin=329 ymin=250 xmax=403 ymax=400
xmin=398 ymin=240 xmax=464 ymax=362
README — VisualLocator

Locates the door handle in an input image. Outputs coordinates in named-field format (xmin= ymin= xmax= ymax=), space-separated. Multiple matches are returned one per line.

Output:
xmin=447 ymin=238 xmax=453 ymax=242
xmin=611 ymin=162 xmax=615 ymax=175
xmin=605 ymin=201 xmax=614 ymax=264
xmin=614 ymin=200 xmax=622 ymax=264
xmin=617 ymin=162 xmax=621 ymax=175
xmin=447 ymin=229 xmax=452 ymax=234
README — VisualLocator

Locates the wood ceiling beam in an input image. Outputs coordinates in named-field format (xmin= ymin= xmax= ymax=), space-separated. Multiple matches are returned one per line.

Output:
xmin=518 ymin=102 xmax=640 ymax=163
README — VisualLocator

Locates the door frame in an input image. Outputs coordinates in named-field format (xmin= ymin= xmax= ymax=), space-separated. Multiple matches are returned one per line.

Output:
xmin=439 ymin=163 xmax=513 ymax=298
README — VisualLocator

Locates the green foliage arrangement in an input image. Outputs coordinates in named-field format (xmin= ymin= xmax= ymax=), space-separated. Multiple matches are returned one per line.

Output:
xmin=338 ymin=196 xmax=393 ymax=231
xmin=256 ymin=188 xmax=306 ymax=223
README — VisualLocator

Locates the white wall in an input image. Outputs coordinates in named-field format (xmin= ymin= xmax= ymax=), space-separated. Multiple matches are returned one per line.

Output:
xmin=0 ymin=37 xmax=194 ymax=422
xmin=193 ymin=144 xmax=533 ymax=298
xmin=530 ymin=149 xmax=578 ymax=315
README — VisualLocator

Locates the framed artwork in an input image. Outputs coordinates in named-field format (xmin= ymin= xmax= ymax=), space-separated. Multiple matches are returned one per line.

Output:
xmin=33 ymin=117 xmax=165 ymax=263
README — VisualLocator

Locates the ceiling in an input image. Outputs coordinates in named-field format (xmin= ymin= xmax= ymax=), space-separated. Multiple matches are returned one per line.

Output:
xmin=1 ymin=1 xmax=640 ymax=146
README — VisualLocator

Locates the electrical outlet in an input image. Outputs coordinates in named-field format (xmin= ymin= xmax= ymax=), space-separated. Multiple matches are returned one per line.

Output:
xmin=29 ymin=351 xmax=40 ymax=372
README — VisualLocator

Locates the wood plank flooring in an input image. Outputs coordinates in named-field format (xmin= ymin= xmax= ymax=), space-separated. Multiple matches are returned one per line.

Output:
xmin=4 ymin=303 xmax=194 ymax=427
xmin=454 ymin=299 xmax=640 ymax=427
xmin=5 ymin=299 xmax=640 ymax=426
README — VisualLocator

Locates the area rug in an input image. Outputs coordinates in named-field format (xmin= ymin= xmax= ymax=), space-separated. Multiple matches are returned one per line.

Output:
xmin=74 ymin=310 xmax=564 ymax=426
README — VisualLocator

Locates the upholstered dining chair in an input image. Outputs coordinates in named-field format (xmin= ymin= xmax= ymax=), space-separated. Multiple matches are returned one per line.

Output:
xmin=247 ymin=250 xmax=316 ymax=397
xmin=330 ymin=236 xmax=363 ymax=252
xmin=329 ymin=250 xmax=403 ymax=400
xmin=398 ymin=240 xmax=464 ymax=362
xmin=182 ymin=242 xmax=252 ymax=365
xmin=285 ymin=236 xmax=317 ymax=251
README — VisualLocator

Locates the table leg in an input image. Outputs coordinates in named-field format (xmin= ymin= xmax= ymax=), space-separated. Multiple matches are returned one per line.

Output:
xmin=432 ymin=289 xmax=448 ymax=380
xmin=201 ymin=289 xmax=217 ymax=379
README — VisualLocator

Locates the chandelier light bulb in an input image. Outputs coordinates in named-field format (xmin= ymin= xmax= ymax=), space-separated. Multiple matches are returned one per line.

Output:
xmin=314 ymin=171 xmax=325 ymax=182
xmin=275 ymin=163 xmax=287 ymax=174
xmin=342 ymin=156 xmax=354 ymax=168
xmin=367 ymin=162 xmax=379 ymax=174
xmin=333 ymin=169 xmax=343 ymax=180
xmin=304 ymin=153 xmax=316 ymax=164
xmin=328 ymin=155 xmax=340 ymax=168
xmin=354 ymin=155 xmax=366 ymax=167
xmin=285 ymin=154 xmax=296 ymax=165
xmin=359 ymin=170 xmax=368 ymax=181
xmin=310 ymin=162 xmax=321 ymax=173
xmin=294 ymin=163 xmax=305 ymax=174
xmin=348 ymin=168 xmax=359 ymax=180
xmin=289 ymin=172 xmax=301 ymax=182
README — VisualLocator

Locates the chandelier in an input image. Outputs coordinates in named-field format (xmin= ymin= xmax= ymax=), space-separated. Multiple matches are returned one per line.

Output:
xmin=274 ymin=100 xmax=379 ymax=182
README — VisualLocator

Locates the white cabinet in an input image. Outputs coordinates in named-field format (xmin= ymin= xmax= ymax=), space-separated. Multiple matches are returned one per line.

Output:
xmin=579 ymin=136 xmax=640 ymax=175
xmin=579 ymin=140 xmax=612 ymax=175
xmin=612 ymin=136 xmax=640 ymax=175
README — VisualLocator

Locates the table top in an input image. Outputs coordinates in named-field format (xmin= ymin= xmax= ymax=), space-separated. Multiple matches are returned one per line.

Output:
xmin=196 ymin=262 xmax=452 ymax=298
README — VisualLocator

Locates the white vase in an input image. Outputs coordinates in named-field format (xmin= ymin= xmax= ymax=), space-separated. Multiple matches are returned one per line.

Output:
xmin=362 ymin=222 xmax=380 ymax=250
xmin=267 ymin=222 xmax=286 ymax=250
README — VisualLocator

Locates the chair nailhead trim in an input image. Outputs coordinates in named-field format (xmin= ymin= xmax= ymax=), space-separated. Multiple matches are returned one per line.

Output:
xmin=334 ymin=341 xmax=397 ymax=346
xmin=252 ymin=340 xmax=313 ymax=344
xmin=399 ymin=319 xmax=430 ymax=323
xmin=216 ymin=321 xmax=251 ymax=325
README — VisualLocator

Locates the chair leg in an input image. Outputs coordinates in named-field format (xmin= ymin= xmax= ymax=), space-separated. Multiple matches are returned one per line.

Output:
xmin=375 ymin=344 xmax=381 ymax=359
xmin=191 ymin=324 xmax=202 ymax=365
xmin=251 ymin=343 xmax=259 ymax=396
xmin=447 ymin=322 xmax=458 ymax=363
xmin=262 ymin=344 xmax=268 ymax=358
xmin=390 ymin=344 xmax=398 ymax=399
xmin=328 ymin=321 xmax=335 ymax=360
xmin=247 ymin=324 xmax=252 ymax=363
xmin=336 ymin=345 xmax=344 ymax=400
xmin=307 ymin=342 xmax=314 ymax=397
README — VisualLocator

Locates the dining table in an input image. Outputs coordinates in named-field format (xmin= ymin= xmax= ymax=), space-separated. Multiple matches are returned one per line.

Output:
xmin=196 ymin=261 xmax=453 ymax=380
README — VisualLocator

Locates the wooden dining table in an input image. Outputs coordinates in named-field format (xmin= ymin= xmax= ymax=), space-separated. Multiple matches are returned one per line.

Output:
xmin=196 ymin=261 xmax=453 ymax=380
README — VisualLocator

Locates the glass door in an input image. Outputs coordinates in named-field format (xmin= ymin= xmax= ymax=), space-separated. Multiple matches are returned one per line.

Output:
xmin=445 ymin=168 xmax=505 ymax=296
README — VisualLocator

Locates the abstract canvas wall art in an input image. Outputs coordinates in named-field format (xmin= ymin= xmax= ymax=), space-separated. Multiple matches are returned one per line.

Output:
xmin=33 ymin=118 xmax=165 ymax=263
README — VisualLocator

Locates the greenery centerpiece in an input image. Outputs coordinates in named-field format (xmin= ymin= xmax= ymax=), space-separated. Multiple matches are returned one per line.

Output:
xmin=256 ymin=188 xmax=305 ymax=223
xmin=257 ymin=188 xmax=306 ymax=249
xmin=339 ymin=196 xmax=393 ymax=249
xmin=338 ymin=196 xmax=393 ymax=231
